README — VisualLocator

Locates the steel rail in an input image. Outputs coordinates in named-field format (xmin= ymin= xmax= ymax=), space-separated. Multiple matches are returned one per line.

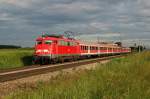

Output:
xmin=0 ymin=55 xmax=125 ymax=82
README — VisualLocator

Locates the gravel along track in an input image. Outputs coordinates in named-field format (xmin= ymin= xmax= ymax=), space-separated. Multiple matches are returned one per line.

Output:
xmin=0 ymin=59 xmax=111 ymax=98
xmin=0 ymin=55 xmax=124 ymax=82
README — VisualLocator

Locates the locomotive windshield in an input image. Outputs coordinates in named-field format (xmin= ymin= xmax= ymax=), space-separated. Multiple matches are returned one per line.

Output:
xmin=44 ymin=40 xmax=52 ymax=44
xmin=37 ymin=41 xmax=42 ymax=45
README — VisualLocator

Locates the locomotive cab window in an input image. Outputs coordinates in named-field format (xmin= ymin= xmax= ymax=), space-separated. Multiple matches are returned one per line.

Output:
xmin=36 ymin=41 xmax=42 ymax=45
xmin=45 ymin=40 xmax=52 ymax=44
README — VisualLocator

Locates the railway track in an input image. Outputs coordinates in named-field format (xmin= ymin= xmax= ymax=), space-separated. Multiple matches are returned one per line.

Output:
xmin=0 ymin=55 xmax=126 ymax=82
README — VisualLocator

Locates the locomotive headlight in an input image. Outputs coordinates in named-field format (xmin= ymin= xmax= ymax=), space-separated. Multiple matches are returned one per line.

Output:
xmin=36 ymin=50 xmax=41 ymax=53
xmin=36 ymin=49 xmax=49 ymax=53
xmin=43 ymin=49 xmax=49 ymax=52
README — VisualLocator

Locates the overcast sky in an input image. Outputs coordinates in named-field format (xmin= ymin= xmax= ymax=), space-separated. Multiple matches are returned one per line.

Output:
xmin=0 ymin=0 xmax=150 ymax=47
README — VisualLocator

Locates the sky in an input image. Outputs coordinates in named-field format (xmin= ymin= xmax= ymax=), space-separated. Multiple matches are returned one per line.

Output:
xmin=0 ymin=0 xmax=150 ymax=48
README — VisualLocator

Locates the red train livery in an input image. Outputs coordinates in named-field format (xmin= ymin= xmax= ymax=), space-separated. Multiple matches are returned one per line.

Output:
xmin=33 ymin=34 xmax=131 ymax=64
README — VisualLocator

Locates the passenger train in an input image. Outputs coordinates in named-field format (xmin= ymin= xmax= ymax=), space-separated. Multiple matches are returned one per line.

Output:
xmin=33 ymin=34 xmax=131 ymax=64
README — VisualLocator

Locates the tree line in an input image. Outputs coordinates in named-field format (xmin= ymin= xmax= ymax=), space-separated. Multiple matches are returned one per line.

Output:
xmin=0 ymin=45 xmax=21 ymax=49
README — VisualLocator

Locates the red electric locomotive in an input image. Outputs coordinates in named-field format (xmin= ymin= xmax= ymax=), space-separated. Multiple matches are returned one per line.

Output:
xmin=33 ymin=34 xmax=80 ymax=64
xmin=33 ymin=34 xmax=131 ymax=64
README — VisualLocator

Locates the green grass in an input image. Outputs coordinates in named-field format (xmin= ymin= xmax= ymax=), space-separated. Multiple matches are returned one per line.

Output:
xmin=0 ymin=49 xmax=33 ymax=69
xmin=5 ymin=51 xmax=150 ymax=99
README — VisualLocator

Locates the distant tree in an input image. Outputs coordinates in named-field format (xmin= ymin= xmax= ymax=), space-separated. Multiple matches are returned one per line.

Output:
xmin=0 ymin=45 xmax=21 ymax=49
xmin=134 ymin=43 xmax=137 ymax=47
xmin=115 ymin=42 xmax=122 ymax=47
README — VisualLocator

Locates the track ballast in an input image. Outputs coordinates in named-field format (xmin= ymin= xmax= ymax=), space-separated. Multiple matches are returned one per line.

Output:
xmin=0 ymin=55 xmax=126 ymax=82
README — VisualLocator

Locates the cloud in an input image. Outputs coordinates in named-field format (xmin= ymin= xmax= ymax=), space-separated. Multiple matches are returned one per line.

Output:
xmin=1 ymin=0 xmax=41 ymax=8
xmin=0 ymin=0 xmax=150 ymax=47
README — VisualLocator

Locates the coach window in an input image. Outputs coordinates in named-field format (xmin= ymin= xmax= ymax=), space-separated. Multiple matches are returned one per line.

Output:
xmin=58 ymin=40 xmax=62 ymax=45
xmin=86 ymin=46 xmax=88 ymax=50
xmin=67 ymin=42 xmax=70 ymax=46
xmin=80 ymin=46 xmax=82 ymax=50
xmin=96 ymin=47 xmax=98 ymax=50
xmin=71 ymin=42 xmax=74 ymax=46
xmin=102 ymin=47 xmax=104 ymax=50
xmin=61 ymin=41 xmax=64 ymax=45
xmin=75 ymin=42 xmax=77 ymax=46
xmin=69 ymin=42 xmax=72 ymax=46
xmin=63 ymin=41 xmax=66 ymax=45
xmin=74 ymin=42 xmax=77 ymax=46
xmin=82 ymin=46 xmax=84 ymax=50
xmin=100 ymin=47 xmax=102 ymax=50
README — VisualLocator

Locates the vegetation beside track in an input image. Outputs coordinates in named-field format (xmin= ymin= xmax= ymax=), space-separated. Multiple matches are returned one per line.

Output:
xmin=5 ymin=51 xmax=150 ymax=99
xmin=0 ymin=49 xmax=33 ymax=69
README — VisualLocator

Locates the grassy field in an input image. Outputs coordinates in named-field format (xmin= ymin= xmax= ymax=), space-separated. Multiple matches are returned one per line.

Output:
xmin=0 ymin=49 xmax=33 ymax=69
xmin=5 ymin=51 xmax=150 ymax=99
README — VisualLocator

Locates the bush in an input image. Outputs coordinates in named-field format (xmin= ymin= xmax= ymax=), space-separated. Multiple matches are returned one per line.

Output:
xmin=0 ymin=49 xmax=33 ymax=69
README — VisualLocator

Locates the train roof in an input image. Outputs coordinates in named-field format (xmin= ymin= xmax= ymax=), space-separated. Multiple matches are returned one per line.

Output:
xmin=36 ymin=34 xmax=79 ymax=42
xmin=35 ymin=34 xmax=130 ymax=49
xmin=79 ymin=41 xmax=121 ymax=48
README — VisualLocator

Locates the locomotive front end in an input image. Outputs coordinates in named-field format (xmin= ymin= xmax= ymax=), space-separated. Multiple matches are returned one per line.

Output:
xmin=33 ymin=37 xmax=53 ymax=64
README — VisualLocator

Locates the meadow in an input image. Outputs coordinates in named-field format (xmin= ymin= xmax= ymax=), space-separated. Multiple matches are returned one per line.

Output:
xmin=5 ymin=51 xmax=150 ymax=99
xmin=0 ymin=49 xmax=33 ymax=69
